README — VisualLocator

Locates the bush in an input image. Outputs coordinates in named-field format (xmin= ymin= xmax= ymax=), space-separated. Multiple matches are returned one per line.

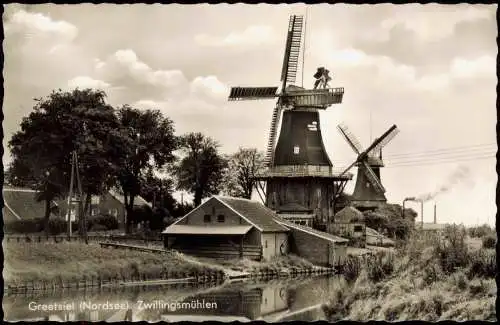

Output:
xmin=89 ymin=214 xmax=119 ymax=231
xmin=435 ymin=224 xmax=469 ymax=274
xmin=482 ymin=235 xmax=496 ymax=249
xmin=468 ymin=224 xmax=494 ymax=238
xmin=367 ymin=252 xmax=395 ymax=283
xmin=4 ymin=218 xmax=44 ymax=233
xmin=467 ymin=249 xmax=496 ymax=279
xmin=343 ymin=256 xmax=361 ymax=283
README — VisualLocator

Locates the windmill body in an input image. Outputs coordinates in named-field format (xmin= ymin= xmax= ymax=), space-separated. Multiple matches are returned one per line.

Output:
xmin=228 ymin=15 xmax=351 ymax=231
xmin=336 ymin=123 xmax=400 ymax=212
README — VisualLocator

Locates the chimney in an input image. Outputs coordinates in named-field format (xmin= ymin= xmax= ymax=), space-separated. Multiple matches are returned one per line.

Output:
xmin=434 ymin=204 xmax=437 ymax=224
xmin=420 ymin=201 xmax=424 ymax=227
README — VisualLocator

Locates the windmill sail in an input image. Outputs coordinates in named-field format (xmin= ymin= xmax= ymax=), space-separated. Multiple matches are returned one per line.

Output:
xmin=368 ymin=126 xmax=400 ymax=156
xmin=280 ymin=15 xmax=304 ymax=89
xmin=228 ymin=87 xmax=278 ymax=101
xmin=361 ymin=161 xmax=386 ymax=193
xmin=264 ymin=105 xmax=283 ymax=166
xmin=337 ymin=123 xmax=364 ymax=154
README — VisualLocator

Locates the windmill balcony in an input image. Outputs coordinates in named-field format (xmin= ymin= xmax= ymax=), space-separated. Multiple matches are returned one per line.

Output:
xmin=255 ymin=164 xmax=353 ymax=179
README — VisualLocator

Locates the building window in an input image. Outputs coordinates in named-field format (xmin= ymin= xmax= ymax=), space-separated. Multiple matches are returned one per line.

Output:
xmin=91 ymin=208 xmax=99 ymax=216
xmin=293 ymin=146 xmax=300 ymax=154
xmin=354 ymin=225 xmax=363 ymax=232
xmin=204 ymin=215 xmax=211 ymax=223
xmin=217 ymin=215 xmax=225 ymax=223
xmin=265 ymin=240 xmax=268 ymax=248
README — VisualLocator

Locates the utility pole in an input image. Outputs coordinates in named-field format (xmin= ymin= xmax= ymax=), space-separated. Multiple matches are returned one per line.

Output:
xmin=74 ymin=152 xmax=88 ymax=244
xmin=66 ymin=151 xmax=76 ymax=239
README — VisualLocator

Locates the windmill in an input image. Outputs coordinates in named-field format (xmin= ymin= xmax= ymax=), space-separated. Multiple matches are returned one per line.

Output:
xmin=336 ymin=123 xmax=400 ymax=211
xmin=228 ymin=14 xmax=351 ymax=230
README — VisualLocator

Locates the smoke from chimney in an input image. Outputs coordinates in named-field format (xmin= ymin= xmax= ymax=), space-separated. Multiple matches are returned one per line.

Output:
xmin=417 ymin=165 xmax=471 ymax=202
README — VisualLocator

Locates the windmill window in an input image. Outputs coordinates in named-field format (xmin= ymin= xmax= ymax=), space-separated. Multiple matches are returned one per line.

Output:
xmin=366 ymin=182 xmax=371 ymax=188
xmin=217 ymin=214 xmax=225 ymax=223
xmin=293 ymin=146 xmax=300 ymax=154
xmin=204 ymin=215 xmax=211 ymax=223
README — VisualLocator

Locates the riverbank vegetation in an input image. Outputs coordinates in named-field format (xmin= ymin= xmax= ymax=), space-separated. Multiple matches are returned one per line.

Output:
xmin=201 ymin=254 xmax=316 ymax=274
xmin=322 ymin=224 xmax=497 ymax=321
xmin=3 ymin=241 xmax=224 ymax=286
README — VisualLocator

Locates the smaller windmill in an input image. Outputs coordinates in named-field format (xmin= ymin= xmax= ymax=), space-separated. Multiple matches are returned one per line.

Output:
xmin=337 ymin=123 xmax=400 ymax=211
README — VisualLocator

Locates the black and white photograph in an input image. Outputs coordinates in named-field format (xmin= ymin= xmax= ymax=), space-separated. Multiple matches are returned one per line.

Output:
xmin=1 ymin=3 xmax=497 ymax=322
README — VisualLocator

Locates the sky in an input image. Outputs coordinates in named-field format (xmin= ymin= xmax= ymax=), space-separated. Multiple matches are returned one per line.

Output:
xmin=2 ymin=3 xmax=497 ymax=226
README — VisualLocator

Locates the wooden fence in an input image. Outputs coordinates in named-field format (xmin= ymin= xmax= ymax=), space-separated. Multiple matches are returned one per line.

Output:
xmin=3 ymin=234 xmax=163 ymax=244
xmin=172 ymin=244 xmax=263 ymax=261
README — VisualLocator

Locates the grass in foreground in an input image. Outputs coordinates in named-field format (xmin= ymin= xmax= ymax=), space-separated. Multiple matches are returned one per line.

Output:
xmin=3 ymin=241 xmax=223 ymax=285
xmin=323 ymin=226 xmax=497 ymax=321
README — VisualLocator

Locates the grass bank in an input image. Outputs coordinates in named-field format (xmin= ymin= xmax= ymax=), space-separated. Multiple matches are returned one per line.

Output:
xmin=200 ymin=254 xmax=317 ymax=274
xmin=322 ymin=226 xmax=497 ymax=321
xmin=3 ymin=241 xmax=224 ymax=286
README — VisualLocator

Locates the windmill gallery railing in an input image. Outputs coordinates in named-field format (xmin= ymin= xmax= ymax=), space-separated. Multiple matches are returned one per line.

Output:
xmin=282 ymin=87 xmax=345 ymax=107
xmin=256 ymin=165 xmax=353 ymax=179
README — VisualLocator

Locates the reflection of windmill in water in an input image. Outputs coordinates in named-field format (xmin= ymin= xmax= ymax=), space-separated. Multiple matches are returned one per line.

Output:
xmin=336 ymin=123 xmax=400 ymax=212
xmin=228 ymin=14 xmax=352 ymax=231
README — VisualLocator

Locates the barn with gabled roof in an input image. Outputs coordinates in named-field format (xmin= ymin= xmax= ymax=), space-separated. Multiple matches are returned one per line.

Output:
xmin=161 ymin=196 xmax=290 ymax=261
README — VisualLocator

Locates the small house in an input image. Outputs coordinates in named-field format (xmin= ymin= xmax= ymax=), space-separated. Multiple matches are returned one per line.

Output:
xmin=161 ymin=196 xmax=290 ymax=261
xmin=2 ymin=187 xmax=59 ymax=222
xmin=56 ymin=189 xmax=151 ymax=228
xmin=332 ymin=206 xmax=366 ymax=248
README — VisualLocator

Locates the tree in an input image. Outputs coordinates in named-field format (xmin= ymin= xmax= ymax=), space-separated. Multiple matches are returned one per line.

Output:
xmin=222 ymin=147 xmax=265 ymax=199
xmin=173 ymin=132 xmax=227 ymax=207
xmin=115 ymin=105 xmax=178 ymax=234
xmin=8 ymin=88 xmax=122 ymax=238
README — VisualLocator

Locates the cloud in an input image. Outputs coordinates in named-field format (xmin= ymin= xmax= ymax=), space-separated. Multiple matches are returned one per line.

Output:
xmin=4 ymin=8 xmax=78 ymax=41
xmin=67 ymin=76 xmax=111 ymax=90
xmin=190 ymin=76 xmax=229 ymax=101
xmin=380 ymin=4 xmax=494 ymax=41
xmin=96 ymin=49 xmax=188 ymax=89
xmin=450 ymin=55 xmax=496 ymax=80
xmin=352 ymin=10 xmax=496 ymax=70
xmin=195 ymin=25 xmax=275 ymax=47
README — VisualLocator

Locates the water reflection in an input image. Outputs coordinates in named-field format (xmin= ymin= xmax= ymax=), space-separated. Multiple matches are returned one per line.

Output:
xmin=3 ymin=276 xmax=343 ymax=322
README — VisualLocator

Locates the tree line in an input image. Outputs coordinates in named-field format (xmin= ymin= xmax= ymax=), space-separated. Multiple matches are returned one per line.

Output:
xmin=7 ymin=88 xmax=266 ymax=235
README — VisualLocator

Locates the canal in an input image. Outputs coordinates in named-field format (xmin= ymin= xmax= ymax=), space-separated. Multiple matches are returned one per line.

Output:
xmin=3 ymin=275 xmax=344 ymax=322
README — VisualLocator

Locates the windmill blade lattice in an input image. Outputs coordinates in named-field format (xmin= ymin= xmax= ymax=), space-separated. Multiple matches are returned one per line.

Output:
xmin=280 ymin=15 xmax=304 ymax=87
xmin=367 ymin=127 xmax=400 ymax=157
xmin=337 ymin=123 xmax=364 ymax=154
xmin=361 ymin=161 xmax=386 ymax=193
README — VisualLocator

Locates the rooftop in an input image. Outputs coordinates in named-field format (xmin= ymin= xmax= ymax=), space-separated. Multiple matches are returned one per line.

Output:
xmin=215 ymin=196 xmax=289 ymax=233
xmin=273 ymin=216 xmax=349 ymax=243
xmin=162 ymin=224 xmax=253 ymax=235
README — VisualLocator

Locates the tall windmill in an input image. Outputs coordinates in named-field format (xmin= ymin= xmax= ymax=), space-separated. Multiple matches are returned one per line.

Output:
xmin=337 ymin=123 xmax=400 ymax=211
xmin=228 ymin=14 xmax=351 ymax=230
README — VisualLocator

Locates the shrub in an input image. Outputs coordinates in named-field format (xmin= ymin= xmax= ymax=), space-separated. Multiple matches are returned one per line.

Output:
xmin=343 ymin=256 xmax=361 ymax=283
xmin=422 ymin=263 xmax=441 ymax=286
xmin=482 ymin=235 xmax=496 ymax=249
xmin=89 ymin=214 xmax=119 ymax=230
xmin=467 ymin=249 xmax=496 ymax=279
xmin=468 ymin=224 xmax=494 ymax=238
xmin=47 ymin=218 xmax=68 ymax=235
xmin=469 ymin=279 xmax=488 ymax=296
xmin=367 ymin=252 xmax=395 ymax=283
xmin=4 ymin=218 xmax=44 ymax=233
xmin=435 ymin=225 xmax=469 ymax=274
